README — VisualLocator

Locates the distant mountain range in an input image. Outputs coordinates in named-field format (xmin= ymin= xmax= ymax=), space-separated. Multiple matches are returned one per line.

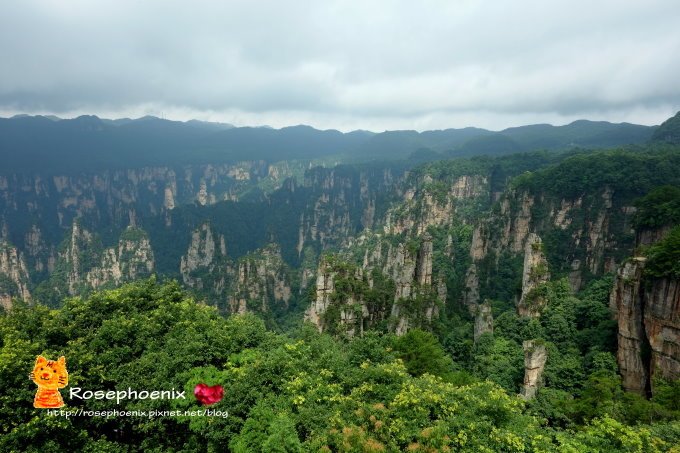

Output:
xmin=0 ymin=113 xmax=660 ymax=173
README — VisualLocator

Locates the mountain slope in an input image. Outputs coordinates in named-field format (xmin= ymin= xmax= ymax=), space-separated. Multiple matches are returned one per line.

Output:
xmin=0 ymin=114 xmax=659 ymax=173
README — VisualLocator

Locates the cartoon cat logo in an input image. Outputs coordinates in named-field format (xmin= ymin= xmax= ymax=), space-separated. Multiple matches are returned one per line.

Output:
xmin=29 ymin=355 xmax=68 ymax=408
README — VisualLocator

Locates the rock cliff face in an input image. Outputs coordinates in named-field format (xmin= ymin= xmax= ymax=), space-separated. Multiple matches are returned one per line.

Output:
xmin=311 ymin=171 xmax=493 ymax=336
xmin=0 ymin=160 xmax=295 ymax=264
xmin=178 ymin=225 xmax=295 ymax=314
xmin=644 ymin=276 xmax=680 ymax=386
xmin=0 ymin=158 xmax=410 ymax=309
xmin=39 ymin=221 xmax=155 ymax=301
xmin=228 ymin=244 xmax=292 ymax=314
xmin=180 ymin=222 xmax=229 ymax=292
xmin=517 ymin=233 xmax=550 ymax=318
xmin=365 ymin=233 xmax=442 ymax=334
xmin=520 ymin=340 xmax=547 ymax=400
xmin=306 ymin=230 xmax=443 ymax=336
xmin=389 ymin=233 xmax=438 ymax=335
xmin=305 ymin=258 xmax=336 ymax=331
xmin=304 ymin=257 xmax=371 ymax=337
xmin=385 ymin=174 xmax=488 ymax=236
xmin=610 ymin=258 xmax=648 ymax=394
xmin=465 ymin=185 xmax=637 ymax=309
xmin=474 ymin=300 xmax=493 ymax=342
xmin=85 ymin=227 xmax=155 ymax=290
xmin=611 ymin=256 xmax=680 ymax=394
xmin=0 ymin=241 xmax=31 ymax=309
xmin=461 ymin=264 xmax=480 ymax=313
xmin=636 ymin=225 xmax=672 ymax=248
xmin=0 ymin=164 xmax=270 ymax=230
xmin=297 ymin=166 xmax=402 ymax=253
xmin=23 ymin=224 xmax=53 ymax=274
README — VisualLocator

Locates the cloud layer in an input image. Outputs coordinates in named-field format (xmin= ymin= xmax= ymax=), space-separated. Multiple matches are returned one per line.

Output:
xmin=1 ymin=0 xmax=679 ymax=131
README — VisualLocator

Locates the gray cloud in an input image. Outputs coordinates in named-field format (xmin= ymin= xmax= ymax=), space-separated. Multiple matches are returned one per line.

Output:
xmin=1 ymin=0 xmax=679 ymax=131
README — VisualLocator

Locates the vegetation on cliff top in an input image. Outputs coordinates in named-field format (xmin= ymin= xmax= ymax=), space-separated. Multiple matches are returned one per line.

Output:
xmin=633 ymin=185 xmax=680 ymax=230
xmin=511 ymin=147 xmax=680 ymax=199
xmin=645 ymin=226 xmax=680 ymax=279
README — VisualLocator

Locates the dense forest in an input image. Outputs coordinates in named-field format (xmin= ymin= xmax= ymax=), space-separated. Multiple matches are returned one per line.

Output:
xmin=1 ymin=113 xmax=679 ymax=452
xmin=1 ymin=279 xmax=679 ymax=452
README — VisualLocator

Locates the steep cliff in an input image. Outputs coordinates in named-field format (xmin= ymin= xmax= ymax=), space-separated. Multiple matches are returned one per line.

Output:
xmin=23 ymin=224 xmax=54 ymax=275
xmin=519 ymin=340 xmax=547 ymax=400
xmin=469 ymin=185 xmax=624 ymax=298
xmin=464 ymin=154 xmax=679 ymax=311
xmin=0 ymin=160 xmax=303 ymax=263
xmin=388 ymin=233 xmax=440 ymax=335
xmin=385 ymin=174 xmax=488 ymax=236
xmin=304 ymin=257 xmax=336 ymax=331
xmin=304 ymin=256 xmax=372 ymax=337
xmin=302 ymin=160 xmax=504 ymax=335
xmin=180 ymin=222 xmax=230 ymax=293
xmin=517 ymin=233 xmax=550 ymax=317
xmin=610 ymin=258 xmax=649 ymax=394
xmin=0 ymin=241 xmax=31 ymax=309
xmin=296 ymin=166 xmax=404 ymax=253
xmin=611 ymin=227 xmax=680 ymax=394
xmin=37 ymin=221 xmax=155 ymax=302
xmin=228 ymin=244 xmax=293 ymax=314
xmin=85 ymin=226 xmax=155 ymax=290
xmin=644 ymin=275 xmax=680 ymax=387
xmin=461 ymin=264 xmax=480 ymax=313
xmin=306 ymin=231 xmax=443 ymax=336
xmin=473 ymin=300 xmax=493 ymax=342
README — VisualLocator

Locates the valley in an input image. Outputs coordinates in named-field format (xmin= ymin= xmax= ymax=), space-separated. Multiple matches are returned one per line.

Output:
xmin=1 ymin=111 xmax=679 ymax=451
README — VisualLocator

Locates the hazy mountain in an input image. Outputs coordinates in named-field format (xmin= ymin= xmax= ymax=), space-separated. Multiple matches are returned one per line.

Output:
xmin=651 ymin=111 xmax=680 ymax=144
xmin=500 ymin=119 xmax=655 ymax=149
xmin=0 ymin=114 xmax=659 ymax=173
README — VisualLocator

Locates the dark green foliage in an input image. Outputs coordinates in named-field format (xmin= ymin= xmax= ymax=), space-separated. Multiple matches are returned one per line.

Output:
xmin=528 ymin=387 xmax=575 ymax=428
xmin=542 ymin=346 xmax=585 ymax=393
xmin=478 ymin=249 xmax=523 ymax=302
xmin=118 ymin=226 xmax=149 ymax=242
xmin=471 ymin=334 xmax=524 ymax=392
xmin=574 ymin=276 xmax=617 ymax=355
xmin=644 ymin=225 xmax=680 ymax=278
xmin=231 ymin=404 xmax=302 ymax=453
xmin=633 ymin=185 xmax=680 ymax=229
xmin=2 ymin=279 xmax=679 ymax=452
xmin=0 ymin=272 xmax=19 ymax=296
xmin=406 ymin=147 xmax=443 ymax=163
xmin=512 ymin=147 xmax=680 ymax=200
xmin=392 ymin=329 xmax=456 ymax=380
xmin=572 ymin=369 xmax=624 ymax=422
xmin=652 ymin=378 xmax=680 ymax=416
xmin=413 ymin=150 xmax=560 ymax=194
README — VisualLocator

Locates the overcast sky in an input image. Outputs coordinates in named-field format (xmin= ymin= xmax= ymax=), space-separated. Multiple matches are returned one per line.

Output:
xmin=1 ymin=0 xmax=679 ymax=131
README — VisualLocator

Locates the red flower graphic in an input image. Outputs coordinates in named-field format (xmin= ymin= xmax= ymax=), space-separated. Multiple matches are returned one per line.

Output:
xmin=194 ymin=383 xmax=224 ymax=405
